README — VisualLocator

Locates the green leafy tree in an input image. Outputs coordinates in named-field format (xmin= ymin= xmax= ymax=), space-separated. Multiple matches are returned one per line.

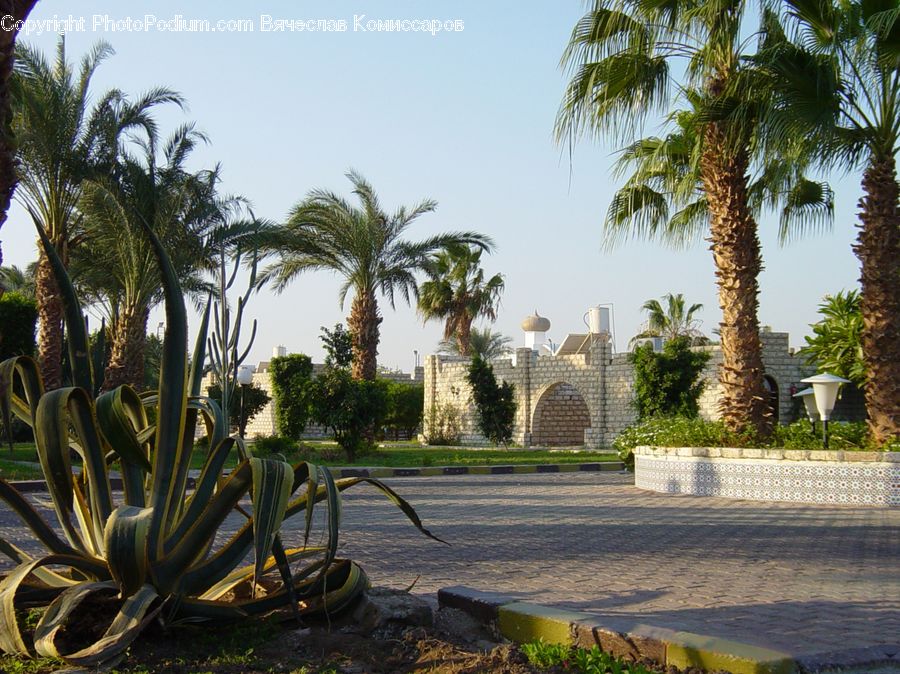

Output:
xmin=12 ymin=37 xmax=180 ymax=389
xmin=438 ymin=326 xmax=513 ymax=360
xmin=383 ymin=381 xmax=424 ymax=440
xmin=760 ymin=1 xmax=900 ymax=443
xmin=207 ymin=382 xmax=271 ymax=437
xmin=320 ymin=323 xmax=353 ymax=369
xmin=0 ymin=263 xmax=35 ymax=298
xmin=630 ymin=293 xmax=711 ymax=346
xmin=268 ymin=353 xmax=313 ymax=438
xmin=800 ymin=290 xmax=866 ymax=387
xmin=467 ymin=355 xmax=516 ymax=446
xmin=309 ymin=369 xmax=387 ymax=461
xmin=0 ymin=291 xmax=36 ymax=360
xmin=629 ymin=336 xmax=711 ymax=420
xmin=556 ymin=2 xmax=831 ymax=440
xmin=259 ymin=170 xmax=493 ymax=381
xmin=418 ymin=243 xmax=505 ymax=356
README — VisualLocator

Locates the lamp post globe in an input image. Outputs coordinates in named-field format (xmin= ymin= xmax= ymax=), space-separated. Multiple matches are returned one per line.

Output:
xmin=800 ymin=373 xmax=850 ymax=448
xmin=792 ymin=387 xmax=818 ymax=434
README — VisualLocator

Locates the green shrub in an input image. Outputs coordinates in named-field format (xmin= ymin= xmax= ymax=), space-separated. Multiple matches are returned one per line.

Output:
xmin=0 ymin=292 xmax=37 ymax=361
xmin=250 ymin=434 xmax=298 ymax=457
xmin=467 ymin=355 xmax=516 ymax=446
xmin=630 ymin=336 xmax=710 ymax=420
xmin=383 ymin=381 xmax=424 ymax=440
xmin=423 ymin=402 xmax=461 ymax=446
xmin=269 ymin=354 xmax=313 ymax=438
xmin=521 ymin=640 xmax=654 ymax=674
xmin=774 ymin=420 xmax=870 ymax=450
xmin=207 ymin=382 xmax=271 ymax=436
xmin=308 ymin=368 xmax=387 ymax=461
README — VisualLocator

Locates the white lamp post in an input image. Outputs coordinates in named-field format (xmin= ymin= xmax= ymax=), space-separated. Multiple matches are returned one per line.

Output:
xmin=236 ymin=366 xmax=254 ymax=439
xmin=800 ymin=373 xmax=850 ymax=448
xmin=792 ymin=387 xmax=818 ymax=433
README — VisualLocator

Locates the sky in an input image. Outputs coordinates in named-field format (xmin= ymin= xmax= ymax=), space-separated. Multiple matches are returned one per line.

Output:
xmin=3 ymin=1 xmax=864 ymax=372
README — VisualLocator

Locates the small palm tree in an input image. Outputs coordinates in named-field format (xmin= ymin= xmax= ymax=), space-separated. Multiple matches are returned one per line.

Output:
xmin=438 ymin=327 xmax=513 ymax=361
xmin=12 ymin=37 xmax=180 ymax=389
xmin=761 ymin=1 xmax=900 ymax=443
xmin=632 ymin=293 xmax=708 ymax=345
xmin=799 ymin=290 xmax=866 ymax=387
xmin=260 ymin=170 xmax=493 ymax=381
xmin=418 ymin=243 xmax=505 ymax=356
xmin=0 ymin=263 xmax=36 ymax=299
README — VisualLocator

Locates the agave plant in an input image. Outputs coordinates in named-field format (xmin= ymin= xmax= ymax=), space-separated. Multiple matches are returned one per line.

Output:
xmin=0 ymin=219 xmax=439 ymax=668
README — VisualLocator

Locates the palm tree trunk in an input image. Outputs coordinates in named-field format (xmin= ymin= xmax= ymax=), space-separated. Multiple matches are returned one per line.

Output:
xmin=456 ymin=315 xmax=473 ymax=357
xmin=0 ymin=0 xmax=37 ymax=269
xmin=700 ymin=124 xmax=772 ymax=439
xmin=34 ymin=251 xmax=64 ymax=390
xmin=103 ymin=305 xmax=149 ymax=392
xmin=856 ymin=154 xmax=900 ymax=444
xmin=348 ymin=289 xmax=382 ymax=381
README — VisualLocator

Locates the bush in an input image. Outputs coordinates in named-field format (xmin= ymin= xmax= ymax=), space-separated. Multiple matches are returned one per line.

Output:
xmin=613 ymin=416 xmax=748 ymax=469
xmin=207 ymin=382 xmax=271 ymax=436
xmin=308 ymin=367 xmax=387 ymax=461
xmin=251 ymin=434 xmax=298 ymax=457
xmin=629 ymin=336 xmax=709 ymax=420
xmin=383 ymin=381 xmax=424 ymax=440
xmin=269 ymin=354 xmax=313 ymax=438
xmin=423 ymin=402 xmax=461 ymax=446
xmin=467 ymin=355 xmax=516 ymax=446
xmin=774 ymin=420 xmax=870 ymax=450
xmin=0 ymin=292 xmax=37 ymax=361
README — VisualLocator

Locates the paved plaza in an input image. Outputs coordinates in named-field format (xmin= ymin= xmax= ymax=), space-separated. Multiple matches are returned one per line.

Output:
xmin=2 ymin=472 xmax=898 ymax=660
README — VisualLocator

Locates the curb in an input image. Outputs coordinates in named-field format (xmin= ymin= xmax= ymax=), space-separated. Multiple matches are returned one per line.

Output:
xmin=7 ymin=462 xmax=624 ymax=492
xmin=437 ymin=586 xmax=899 ymax=674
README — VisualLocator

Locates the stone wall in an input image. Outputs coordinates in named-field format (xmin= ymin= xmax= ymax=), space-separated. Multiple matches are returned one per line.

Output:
xmin=532 ymin=382 xmax=591 ymax=446
xmin=423 ymin=332 xmax=822 ymax=448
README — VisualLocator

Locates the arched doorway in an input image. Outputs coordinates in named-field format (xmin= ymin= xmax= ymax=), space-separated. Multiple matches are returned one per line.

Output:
xmin=531 ymin=382 xmax=590 ymax=446
xmin=763 ymin=375 xmax=779 ymax=423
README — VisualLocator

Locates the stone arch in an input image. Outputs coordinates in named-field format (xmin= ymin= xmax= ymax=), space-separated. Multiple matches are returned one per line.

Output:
xmin=763 ymin=375 xmax=779 ymax=423
xmin=531 ymin=381 xmax=591 ymax=447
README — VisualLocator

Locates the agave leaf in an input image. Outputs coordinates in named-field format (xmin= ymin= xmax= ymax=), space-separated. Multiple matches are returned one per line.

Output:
xmin=104 ymin=506 xmax=153 ymax=597
xmin=189 ymin=297 xmax=212 ymax=397
xmin=248 ymin=457 xmax=293 ymax=594
xmin=137 ymin=214 xmax=189 ymax=561
xmin=46 ymin=584 xmax=160 ymax=667
xmin=0 ymin=356 xmax=42 ymax=452
xmin=96 ymin=386 xmax=151 ymax=506
xmin=199 ymin=546 xmax=327 ymax=601
xmin=0 ymin=555 xmax=110 ymax=655
xmin=34 ymin=226 xmax=93 ymax=395
xmin=0 ymin=538 xmax=78 ymax=588
xmin=32 ymin=581 xmax=119 ymax=657
xmin=0 ymin=480 xmax=81 ymax=556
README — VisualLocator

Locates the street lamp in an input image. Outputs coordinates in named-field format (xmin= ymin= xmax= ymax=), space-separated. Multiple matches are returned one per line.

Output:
xmin=792 ymin=387 xmax=819 ymax=434
xmin=236 ymin=365 xmax=254 ymax=439
xmin=800 ymin=373 xmax=850 ymax=448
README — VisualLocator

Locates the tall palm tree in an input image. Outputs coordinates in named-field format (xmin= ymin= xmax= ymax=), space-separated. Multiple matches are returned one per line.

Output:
xmin=418 ymin=243 xmax=505 ymax=356
xmin=260 ymin=170 xmax=494 ymax=381
xmin=11 ymin=36 xmax=180 ymax=389
xmin=556 ymin=1 xmax=822 ymax=438
xmin=761 ymin=1 xmax=900 ymax=443
xmin=637 ymin=293 xmax=707 ymax=343
xmin=75 ymin=125 xmax=216 ymax=391
xmin=438 ymin=327 xmax=513 ymax=361
xmin=0 ymin=0 xmax=37 ymax=269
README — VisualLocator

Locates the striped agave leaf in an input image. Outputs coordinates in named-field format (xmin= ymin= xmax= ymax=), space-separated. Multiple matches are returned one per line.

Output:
xmin=0 ymin=211 xmax=444 ymax=668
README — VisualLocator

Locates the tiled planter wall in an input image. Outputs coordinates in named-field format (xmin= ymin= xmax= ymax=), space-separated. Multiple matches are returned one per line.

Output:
xmin=634 ymin=446 xmax=900 ymax=506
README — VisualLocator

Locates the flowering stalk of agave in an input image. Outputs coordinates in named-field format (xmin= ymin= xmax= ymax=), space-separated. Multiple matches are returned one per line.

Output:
xmin=0 ymin=217 xmax=441 ymax=668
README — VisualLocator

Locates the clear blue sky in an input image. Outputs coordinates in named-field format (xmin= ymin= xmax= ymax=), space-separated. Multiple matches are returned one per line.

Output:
xmin=4 ymin=1 xmax=863 ymax=371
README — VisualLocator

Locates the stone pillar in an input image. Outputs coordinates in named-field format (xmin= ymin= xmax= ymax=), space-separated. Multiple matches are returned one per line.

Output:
xmin=515 ymin=347 xmax=534 ymax=447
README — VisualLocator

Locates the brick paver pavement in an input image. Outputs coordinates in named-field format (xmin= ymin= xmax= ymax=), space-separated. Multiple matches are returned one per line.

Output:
xmin=2 ymin=472 xmax=897 ymax=658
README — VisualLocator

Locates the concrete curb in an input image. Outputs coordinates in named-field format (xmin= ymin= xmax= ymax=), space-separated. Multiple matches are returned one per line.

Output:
xmin=7 ymin=462 xmax=624 ymax=492
xmin=438 ymin=586 xmax=899 ymax=674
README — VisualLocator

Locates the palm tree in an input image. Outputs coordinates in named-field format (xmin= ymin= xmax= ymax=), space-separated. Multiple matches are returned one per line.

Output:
xmin=418 ymin=243 xmax=505 ymax=356
xmin=260 ymin=170 xmax=493 ymax=381
xmin=0 ymin=262 xmax=36 ymax=299
xmin=438 ymin=327 xmax=513 ymax=361
xmin=75 ymin=125 xmax=217 ymax=391
xmin=11 ymin=37 xmax=180 ymax=389
xmin=799 ymin=290 xmax=866 ymax=387
xmin=761 ymin=1 xmax=900 ymax=443
xmin=633 ymin=293 xmax=708 ymax=345
xmin=0 ymin=0 xmax=37 ymax=269
xmin=556 ymin=1 xmax=824 ymax=438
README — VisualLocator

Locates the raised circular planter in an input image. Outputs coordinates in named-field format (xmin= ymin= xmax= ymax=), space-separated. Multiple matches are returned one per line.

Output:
xmin=634 ymin=446 xmax=899 ymax=506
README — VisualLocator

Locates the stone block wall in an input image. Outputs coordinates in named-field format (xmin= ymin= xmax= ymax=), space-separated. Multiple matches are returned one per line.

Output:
xmin=423 ymin=331 xmax=824 ymax=448
xmin=532 ymin=382 xmax=591 ymax=446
